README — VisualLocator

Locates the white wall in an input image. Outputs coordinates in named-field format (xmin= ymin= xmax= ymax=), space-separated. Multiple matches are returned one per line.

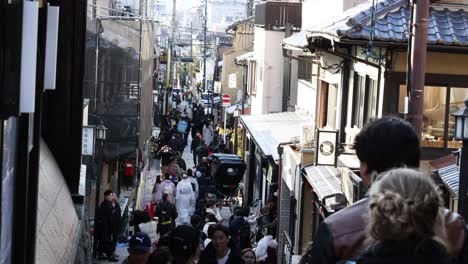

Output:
xmin=251 ymin=27 xmax=285 ymax=115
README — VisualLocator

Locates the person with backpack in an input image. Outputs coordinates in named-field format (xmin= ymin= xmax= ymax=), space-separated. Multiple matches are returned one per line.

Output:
xmin=155 ymin=193 xmax=178 ymax=237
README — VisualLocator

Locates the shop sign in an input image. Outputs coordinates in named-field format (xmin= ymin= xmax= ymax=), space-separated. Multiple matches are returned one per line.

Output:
xmin=315 ymin=128 xmax=338 ymax=166
xmin=229 ymin=73 xmax=237 ymax=88
xmin=81 ymin=126 xmax=95 ymax=156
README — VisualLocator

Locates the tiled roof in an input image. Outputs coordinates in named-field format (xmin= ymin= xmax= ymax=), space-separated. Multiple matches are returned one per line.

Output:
xmin=307 ymin=0 xmax=468 ymax=46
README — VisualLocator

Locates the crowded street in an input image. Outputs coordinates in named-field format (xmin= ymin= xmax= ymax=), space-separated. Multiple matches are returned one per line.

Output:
xmin=5 ymin=0 xmax=468 ymax=264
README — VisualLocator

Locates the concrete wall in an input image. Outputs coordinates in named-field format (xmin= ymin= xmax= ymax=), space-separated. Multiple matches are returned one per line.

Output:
xmin=36 ymin=139 xmax=80 ymax=264
xmin=251 ymin=28 xmax=285 ymax=115
xmin=139 ymin=21 xmax=156 ymax=151
xmin=221 ymin=50 xmax=246 ymax=103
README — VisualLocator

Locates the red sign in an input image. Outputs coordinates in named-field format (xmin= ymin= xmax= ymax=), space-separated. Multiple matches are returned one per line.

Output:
xmin=222 ymin=94 xmax=230 ymax=103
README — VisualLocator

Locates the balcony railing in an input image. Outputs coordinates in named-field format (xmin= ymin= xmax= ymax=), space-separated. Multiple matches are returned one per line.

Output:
xmin=255 ymin=1 xmax=302 ymax=30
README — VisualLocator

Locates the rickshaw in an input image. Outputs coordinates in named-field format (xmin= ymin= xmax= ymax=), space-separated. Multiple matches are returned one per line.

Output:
xmin=207 ymin=153 xmax=246 ymax=205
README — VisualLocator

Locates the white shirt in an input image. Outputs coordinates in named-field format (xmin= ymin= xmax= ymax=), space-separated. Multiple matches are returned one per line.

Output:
xmin=217 ymin=248 xmax=231 ymax=264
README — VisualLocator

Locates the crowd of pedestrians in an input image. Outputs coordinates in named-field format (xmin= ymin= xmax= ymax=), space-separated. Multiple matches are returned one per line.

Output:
xmin=93 ymin=100 xmax=277 ymax=264
xmin=92 ymin=99 xmax=468 ymax=264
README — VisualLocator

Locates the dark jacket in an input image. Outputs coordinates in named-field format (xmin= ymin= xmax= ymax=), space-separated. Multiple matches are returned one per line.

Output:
xmin=95 ymin=200 xmax=117 ymax=242
xmin=177 ymin=157 xmax=187 ymax=171
xmin=155 ymin=200 xmax=178 ymax=229
xmin=196 ymin=144 xmax=209 ymax=160
xmin=191 ymin=136 xmax=201 ymax=152
xmin=197 ymin=176 xmax=216 ymax=201
xmin=355 ymin=239 xmax=452 ymax=264
xmin=111 ymin=201 xmax=121 ymax=242
xmin=199 ymin=240 xmax=245 ymax=264
xmin=301 ymin=198 xmax=467 ymax=264
xmin=229 ymin=216 xmax=251 ymax=250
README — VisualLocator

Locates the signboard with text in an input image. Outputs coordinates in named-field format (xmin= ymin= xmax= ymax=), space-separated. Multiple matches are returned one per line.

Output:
xmin=214 ymin=81 xmax=221 ymax=93
xmin=228 ymin=73 xmax=237 ymax=89
xmin=81 ymin=126 xmax=95 ymax=156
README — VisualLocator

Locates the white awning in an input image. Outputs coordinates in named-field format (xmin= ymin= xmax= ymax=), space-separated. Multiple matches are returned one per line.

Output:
xmin=235 ymin=51 xmax=255 ymax=63
xmin=240 ymin=111 xmax=312 ymax=161
xmin=303 ymin=165 xmax=341 ymax=201
xmin=226 ymin=103 xmax=248 ymax=114
xmin=283 ymin=30 xmax=308 ymax=51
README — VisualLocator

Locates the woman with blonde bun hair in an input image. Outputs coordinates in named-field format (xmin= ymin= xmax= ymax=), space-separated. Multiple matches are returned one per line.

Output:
xmin=355 ymin=168 xmax=451 ymax=264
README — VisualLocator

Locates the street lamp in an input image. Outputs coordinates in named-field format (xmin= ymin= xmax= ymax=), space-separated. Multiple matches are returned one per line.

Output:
xmin=233 ymin=106 xmax=241 ymax=156
xmin=93 ymin=121 xmax=107 ymax=258
xmin=95 ymin=122 xmax=108 ymax=141
xmin=451 ymin=98 xmax=468 ymax=219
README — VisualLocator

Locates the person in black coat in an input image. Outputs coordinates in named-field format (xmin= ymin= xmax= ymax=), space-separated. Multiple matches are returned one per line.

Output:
xmin=191 ymin=133 xmax=201 ymax=166
xmin=229 ymin=207 xmax=251 ymax=250
xmin=155 ymin=193 xmax=178 ymax=238
xmin=199 ymin=224 xmax=245 ymax=264
xmin=94 ymin=190 xmax=119 ymax=262
xmin=195 ymin=140 xmax=209 ymax=165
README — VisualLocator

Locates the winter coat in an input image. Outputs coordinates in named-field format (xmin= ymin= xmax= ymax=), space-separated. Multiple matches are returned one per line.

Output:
xmin=155 ymin=180 xmax=176 ymax=202
xmin=199 ymin=240 xmax=245 ymax=264
xmin=95 ymin=200 xmax=118 ymax=242
xmin=255 ymin=235 xmax=277 ymax=262
xmin=196 ymin=144 xmax=209 ymax=163
xmin=175 ymin=179 xmax=196 ymax=225
xmin=167 ymin=163 xmax=182 ymax=180
xmin=155 ymin=200 xmax=178 ymax=230
xmin=301 ymin=198 xmax=467 ymax=263
xmin=355 ymin=239 xmax=452 ymax=264
xmin=191 ymin=136 xmax=201 ymax=152
xmin=111 ymin=201 xmax=121 ymax=242
xmin=187 ymin=176 xmax=199 ymax=199
xmin=177 ymin=157 xmax=187 ymax=171
xmin=229 ymin=216 xmax=252 ymax=250
xmin=197 ymin=176 xmax=216 ymax=201
xmin=203 ymin=125 xmax=214 ymax=146
xmin=169 ymin=138 xmax=183 ymax=153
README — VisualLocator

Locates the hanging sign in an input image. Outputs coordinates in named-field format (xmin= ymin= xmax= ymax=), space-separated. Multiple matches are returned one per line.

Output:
xmin=81 ymin=126 xmax=95 ymax=156
xmin=315 ymin=128 xmax=339 ymax=166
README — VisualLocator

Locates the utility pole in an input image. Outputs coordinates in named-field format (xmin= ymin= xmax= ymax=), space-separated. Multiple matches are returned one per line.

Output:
xmin=247 ymin=0 xmax=254 ymax=17
xmin=168 ymin=0 xmax=176 ymax=113
xmin=203 ymin=0 xmax=208 ymax=92
xmin=407 ymin=0 xmax=429 ymax=136
xmin=190 ymin=22 xmax=194 ymax=96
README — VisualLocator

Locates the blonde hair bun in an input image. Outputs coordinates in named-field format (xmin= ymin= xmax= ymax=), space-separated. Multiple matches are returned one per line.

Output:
xmin=367 ymin=168 xmax=445 ymax=244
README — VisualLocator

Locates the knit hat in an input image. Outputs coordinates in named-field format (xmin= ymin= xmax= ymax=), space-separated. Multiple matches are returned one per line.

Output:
xmin=129 ymin=232 xmax=152 ymax=252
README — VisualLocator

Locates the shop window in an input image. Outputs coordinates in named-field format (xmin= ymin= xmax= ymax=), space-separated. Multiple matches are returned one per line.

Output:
xmin=352 ymin=74 xmax=378 ymax=128
xmin=398 ymin=85 xmax=468 ymax=149
xmin=298 ymin=61 xmax=313 ymax=82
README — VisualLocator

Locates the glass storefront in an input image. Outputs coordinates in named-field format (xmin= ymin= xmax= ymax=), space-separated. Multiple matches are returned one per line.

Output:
xmin=399 ymin=85 xmax=468 ymax=149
